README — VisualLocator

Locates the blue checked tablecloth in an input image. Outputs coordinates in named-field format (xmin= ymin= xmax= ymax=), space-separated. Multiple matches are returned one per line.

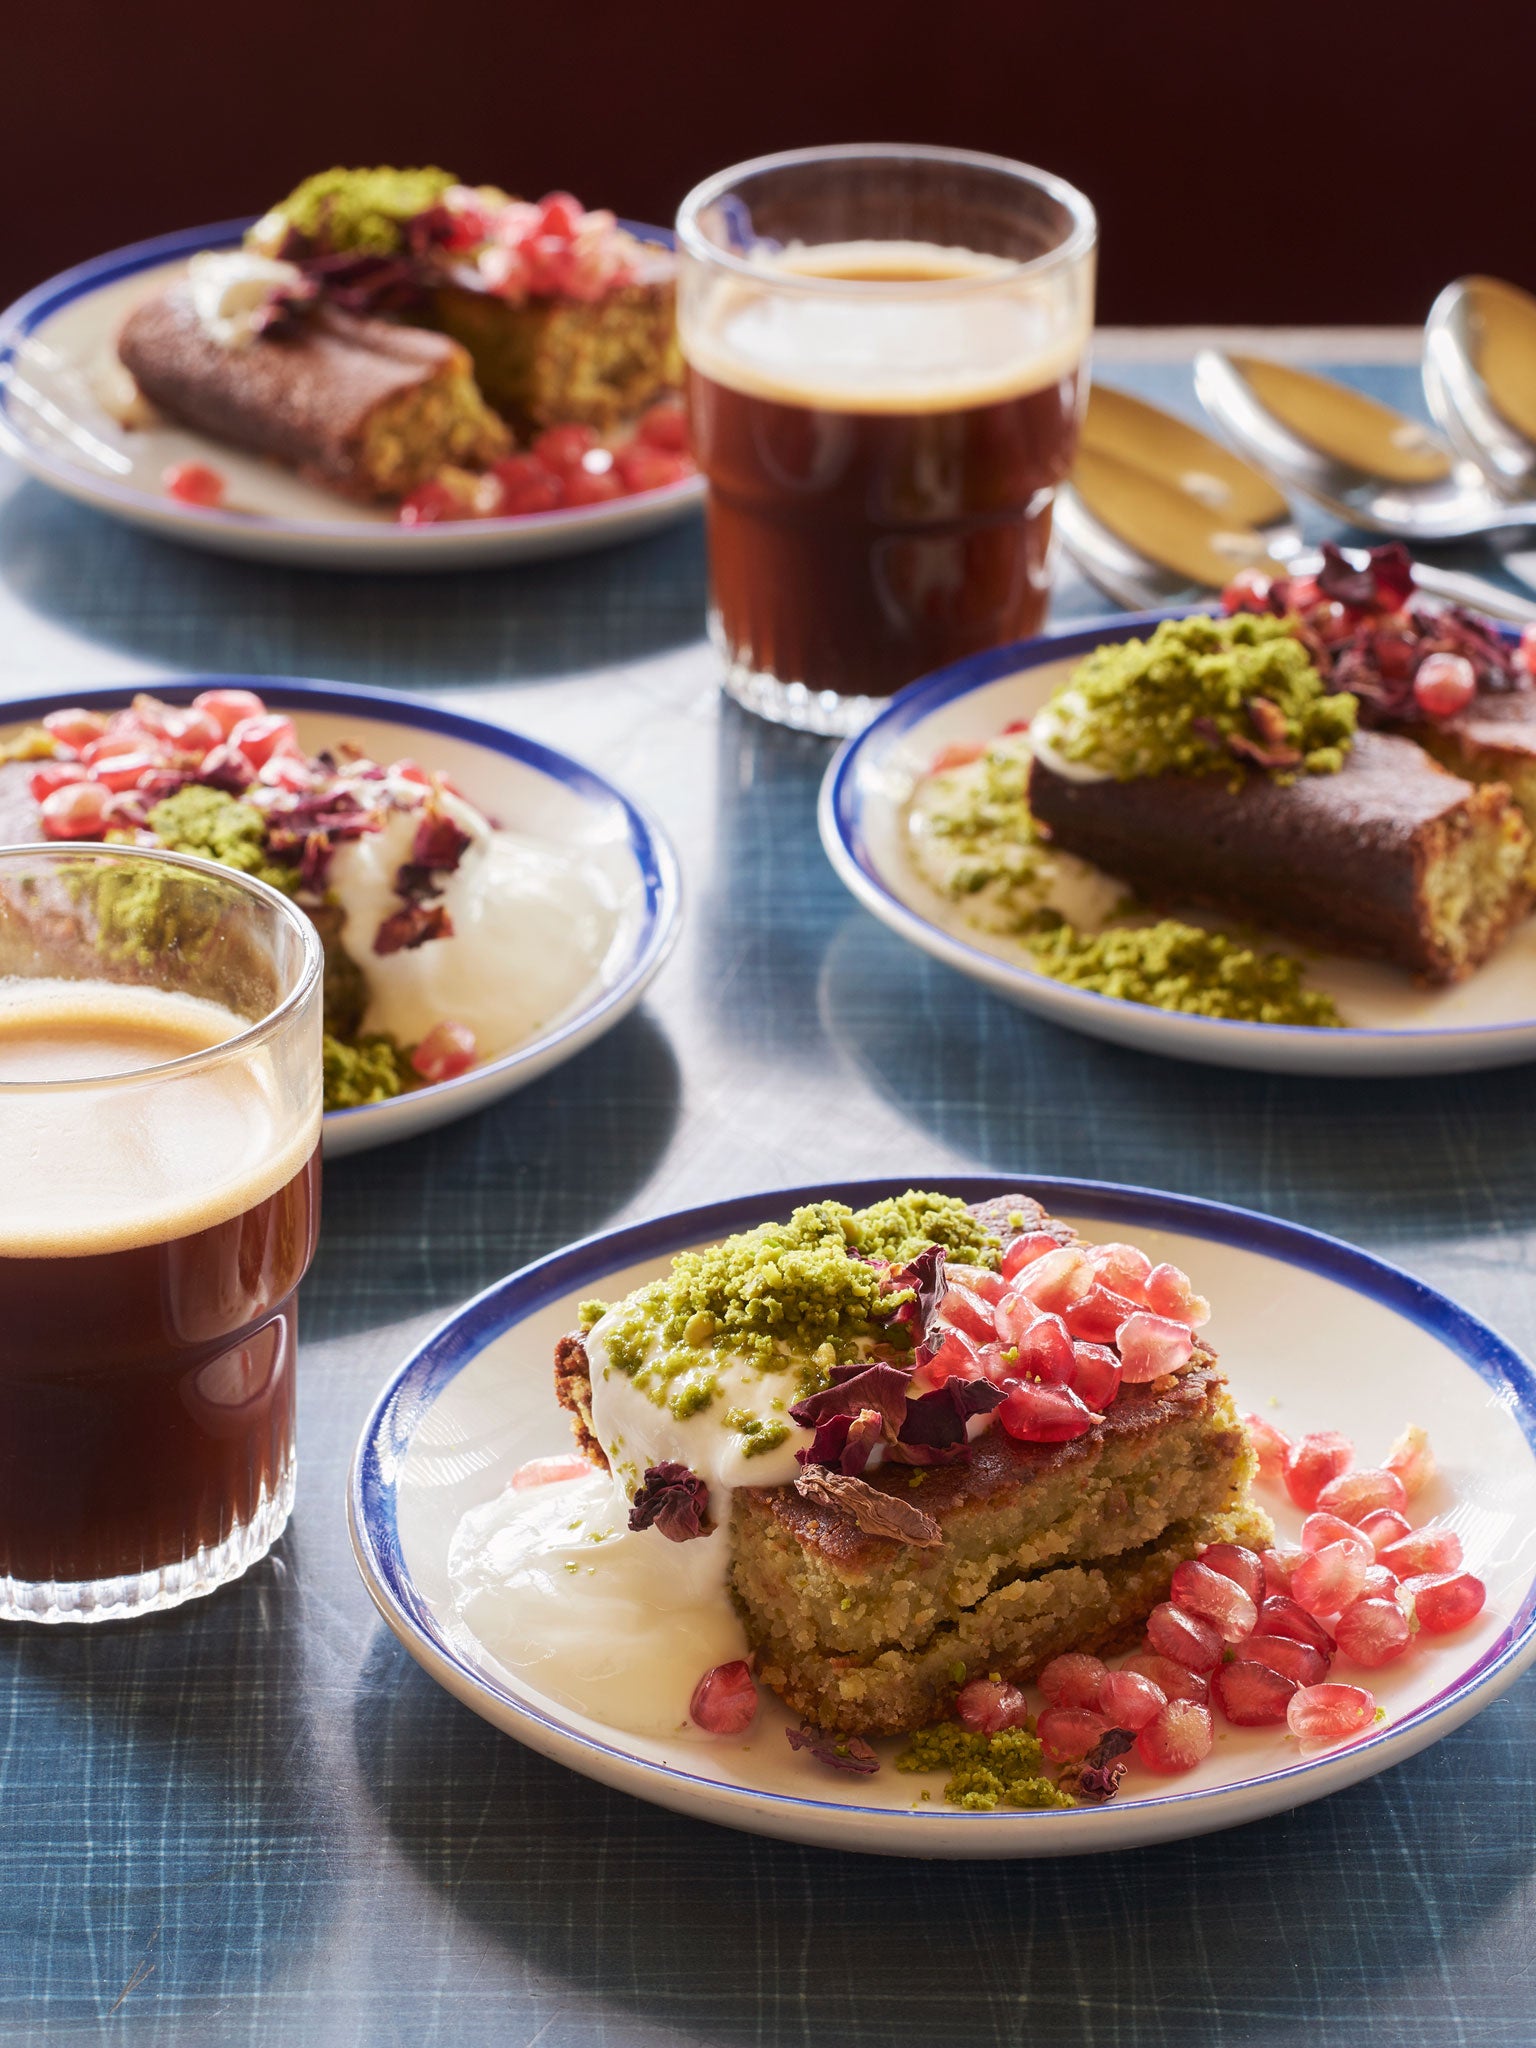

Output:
xmin=2 ymin=346 xmax=1534 ymax=2046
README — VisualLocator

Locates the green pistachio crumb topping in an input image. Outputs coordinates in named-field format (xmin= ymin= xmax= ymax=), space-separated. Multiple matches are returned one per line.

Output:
xmin=1044 ymin=613 xmax=1356 ymax=781
xmin=595 ymin=1192 xmax=1000 ymax=1420
xmin=896 ymin=1723 xmax=1076 ymax=1811
xmin=1029 ymin=917 xmax=1342 ymax=1027
xmin=322 ymin=1031 xmax=413 ymax=1108
xmin=920 ymin=733 xmax=1044 ymax=901
xmin=256 ymin=166 xmax=457 ymax=255
xmin=146 ymin=785 xmax=299 ymax=896
xmin=722 ymin=1408 xmax=792 ymax=1457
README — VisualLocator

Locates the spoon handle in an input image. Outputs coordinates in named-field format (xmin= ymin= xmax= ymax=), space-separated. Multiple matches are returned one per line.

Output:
xmin=1407 ymin=562 xmax=1536 ymax=625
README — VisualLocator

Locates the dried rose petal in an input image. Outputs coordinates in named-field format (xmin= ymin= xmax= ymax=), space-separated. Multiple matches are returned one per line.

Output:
xmin=785 ymin=1724 xmax=880 ymax=1774
xmin=627 ymin=1461 xmax=713 ymax=1542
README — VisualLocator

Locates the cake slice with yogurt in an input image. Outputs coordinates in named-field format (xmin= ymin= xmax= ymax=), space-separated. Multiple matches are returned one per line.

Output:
xmin=556 ymin=1190 xmax=1270 ymax=1738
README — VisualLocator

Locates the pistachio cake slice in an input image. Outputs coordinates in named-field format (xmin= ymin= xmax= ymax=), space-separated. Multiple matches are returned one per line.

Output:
xmin=555 ymin=1189 xmax=1269 ymax=1739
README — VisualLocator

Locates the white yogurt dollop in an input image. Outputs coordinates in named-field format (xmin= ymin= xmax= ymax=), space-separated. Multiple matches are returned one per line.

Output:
xmin=448 ymin=1472 xmax=747 ymax=1738
xmin=185 ymin=249 xmax=304 ymax=349
xmin=326 ymin=785 xmax=620 ymax=1057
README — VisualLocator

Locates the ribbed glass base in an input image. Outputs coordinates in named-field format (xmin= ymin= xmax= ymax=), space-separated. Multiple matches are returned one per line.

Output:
xmin=0 ymin=1452 xmax=295 ymax=1624
xmin=712 ymin=613 xmax=884 ymax=737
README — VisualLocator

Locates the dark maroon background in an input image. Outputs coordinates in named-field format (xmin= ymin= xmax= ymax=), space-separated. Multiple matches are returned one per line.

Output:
xmin=3 ymin=0 xmax=1528 ymax=321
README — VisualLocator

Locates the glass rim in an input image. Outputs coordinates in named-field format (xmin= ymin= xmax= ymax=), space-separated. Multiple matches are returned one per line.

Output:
xmin=675 ymin=142 xmax=1098 ymax=296
xmin=0 ymin=840 xmax=324 ymax=1092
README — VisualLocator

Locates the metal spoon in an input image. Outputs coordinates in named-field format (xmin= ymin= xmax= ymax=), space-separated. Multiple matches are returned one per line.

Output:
xmin=1424 ymin=276 xmax=1536 ymax=502
xmin=1194 ymin=349 xmax=1536 ymax=542
xmin=1057 ymin=392 xmax=1536 ymax=623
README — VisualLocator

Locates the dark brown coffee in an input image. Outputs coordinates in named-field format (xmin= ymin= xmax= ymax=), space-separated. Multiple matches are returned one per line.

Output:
xmin=0 ymin=986 xmax=319 ymax=1590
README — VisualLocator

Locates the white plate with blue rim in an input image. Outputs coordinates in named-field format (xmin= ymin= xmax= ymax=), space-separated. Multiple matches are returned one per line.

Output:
xmin=0 ymin=218 xmax=704 ymax=570
xmin=819 ymin=608 xmax=1536 ymax=1075
xmin=347 ymin=1173 xmax=1536 ymax=1858
xmin=0 ymin=675 xmax=680 ymax=1155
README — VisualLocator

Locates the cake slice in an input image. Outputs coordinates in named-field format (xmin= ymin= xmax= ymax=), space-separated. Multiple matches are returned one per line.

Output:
xmin=118 ymin=290 xmax=509 ymax=501
xmin=556 ymin=1190 xmax=1270 ymax=1737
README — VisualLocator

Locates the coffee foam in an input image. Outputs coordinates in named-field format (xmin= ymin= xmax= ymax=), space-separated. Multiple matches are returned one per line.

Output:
xmin=0 ymin=980 xmax=319 ymax=1258
xmin=681 ymin=238 xmax=1090 ymax=416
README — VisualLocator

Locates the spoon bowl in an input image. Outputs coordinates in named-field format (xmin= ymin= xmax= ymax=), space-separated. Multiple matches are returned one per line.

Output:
xmin=1194 ymin=349 xmax=1536 ymax=543
xmin=1424 ymin=276 xmax=1536 ymax=503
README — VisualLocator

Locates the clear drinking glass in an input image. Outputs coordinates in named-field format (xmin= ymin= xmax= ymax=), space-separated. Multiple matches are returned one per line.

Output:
xmin=677 ymin=144 xmax=1097 ymax=735
xmin=0 ymin=845 xmax=323 ymax=1622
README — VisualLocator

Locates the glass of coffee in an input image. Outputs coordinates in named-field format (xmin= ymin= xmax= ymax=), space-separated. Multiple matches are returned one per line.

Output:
xmin=677 ymin=145 xmax=1097 ymax=735
xmin=0 ymin=845 xmax=323 ymax=1622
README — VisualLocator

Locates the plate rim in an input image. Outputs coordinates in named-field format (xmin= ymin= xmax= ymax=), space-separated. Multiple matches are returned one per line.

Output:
xmin=818 ymin=606 xmax=1536 ymax=1051
xmin=346 ymin=1171 xmax=1536 ymax=1845
xmin=0 ymin=672 xmax=683 ymax=1135
xmin=0 ymin=215 xmax=704 ymax=549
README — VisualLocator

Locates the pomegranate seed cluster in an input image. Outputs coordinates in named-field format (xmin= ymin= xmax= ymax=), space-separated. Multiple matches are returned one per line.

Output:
xmin=923 ymin=1233 xmax=1210 ymax=1444
xmin=26 ymin=686 xmax=480 ymax=1086
xmin=397 ymin=403 xmax=695 ymax=527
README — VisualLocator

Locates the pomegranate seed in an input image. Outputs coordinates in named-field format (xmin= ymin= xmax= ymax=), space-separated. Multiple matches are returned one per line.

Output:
xmin=922 ymin=1328 xmax=980 ymax=1386
xmin=940 ymin=1285 xmax=996 ymax=1345
xmin=1036 ymin=1705 xmax=1108 ymax=1762
xmin=1403 ymin=1570 xmax=1486 ymax=1634
xmin=163 ymin=459 xmax=225 ymax=507
xmin=29 ymin=760 xmax=87 ymax=801
xmin=993 ymin=1290 xmax=1041 ymax=1347
xmin=40 ymin=779 xmax=111 ymax=839
xmin=955 ymin=1678 xmax=1031 ymax=1734
xmin=398 ymin=479 xmax=464 ymax=525
xmin=1383 ymin=1423 xmax=1435 ymax=1498
xmin=946 ymin=1262 xmax=1007 ymax=1306
xmin=91 ymin=751 xmax=162 ymax=793
xmin=1287 ymin=1682 xmax=1376 ymax=1748
xmin=1135 ymin=1700 xmax=1214 ymax=1774
xmin=1064 ymin=1284 xmax=1142 ymax=1344
xmin=164 ymin=706 xmax=224 ymax=757
xmin=1519 ymin=622 xmax=1536 ymax=679
xmin=565 ymin=465 xmax=626 ymax=507
xmin=538 ymin=190 xmax=585 ymax=239
xmin=1013 ymin=1246 xmax=1094 ymax=1314
xmin=929 ymin=741 xmax=985 ymax=774
xmin=1292 ymin=1542 xmax=1369 ymax=1618
xmin=409 ymin=1020 xmax=478 ymax=1084
xmin=689 ymin=1660 xmax=758 ymax=1735
xmin=1354 ymin=1563 xmax=1400 ymax=1602
xmin=1064 ymin=1340 xmax=1122 ymax=1409
xmin=1233 ymin=1632 xmax=1329 ymax=1686
xmin=1144 ymin=1261 xmax=1211 ymax=1328
xmin=532 ymin=423 xmax=599 ymax=477
xmin=1316 ymin=1466 xmax=1409 ymax=1525
xmin=1146 ymin=1601 xmax=1223 ymax=1672
xmin=1413 ymin=650 xmax=1477 ymax=718
xmin=1117 ymin=1312 xmax=1195 ymax=1384
xmin=1256 ymin=1596 xmax=1336 ymax=1655
xmin=42 ymin=707 xmax=108 ymax=749
xmin=1263 ymin=1546 xmax=1305 ymax=1597
xmin=1333 ymin=1596 xmax=1412 ymax=1667
xmin=227 ymin=714 xmax=298 ymax=769
xmin=1300 ymin=1512 xmax=1374 ymax=1561
xmin=636 ymin=399 xmax=690 ymax=453
xmin=996 ymin=1379 xmax=1098 ymax=1442
xmin=193 ymin=687 xmax=266 ymax=738
xmin=1170 ymin=1558 xmax=1258 ymax=1642
xmin=1122 ymin=1650 xmax=1209 ymax=1706
xmin=1097 ymin=1668 xmax=1166 ymax=1730
xmin=1009 ymin=1312 xmax=1075 ymax=1384
xmin=510 ymin=1453 xmax=592 ymax=1490
xmin=1243 ymin=1412 xmax=1292 ymax=1484
xmin=1038 ymin=1652 xmax=1109 ymax=1710
xmin=1284 ymin=1430 xmax=1355 ymax=1511
xmin=1000 ymin=1231 xmax=1064 ymax=1279
xmin=81 ymin=731 xmax=164 ymax=768
xmin=1200 ymin=1543 xmax=1265 ymax=1607
xmin=613 ymin=443 xmax=694 ymax=494
xmin=489 ymin=453 xmax=564 ymax=516
xmin=1358 ymin=1508 xmax=1413 ymax=1555
xmin=1223 ymin=565 xmax=1274 ymax=612
xmin=1379 ymin=1525 xmax=1463 ymax=1578
xmin=1213 ymin=1660 xmax=1298 ymax=1726
xmin=390 ymin=758 xmax=431 ymax=785
xmin=1084 ymin=1241 xmax=1153 ymax=1299
xmin=197 ymin=741 xmax=255 ymax=790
